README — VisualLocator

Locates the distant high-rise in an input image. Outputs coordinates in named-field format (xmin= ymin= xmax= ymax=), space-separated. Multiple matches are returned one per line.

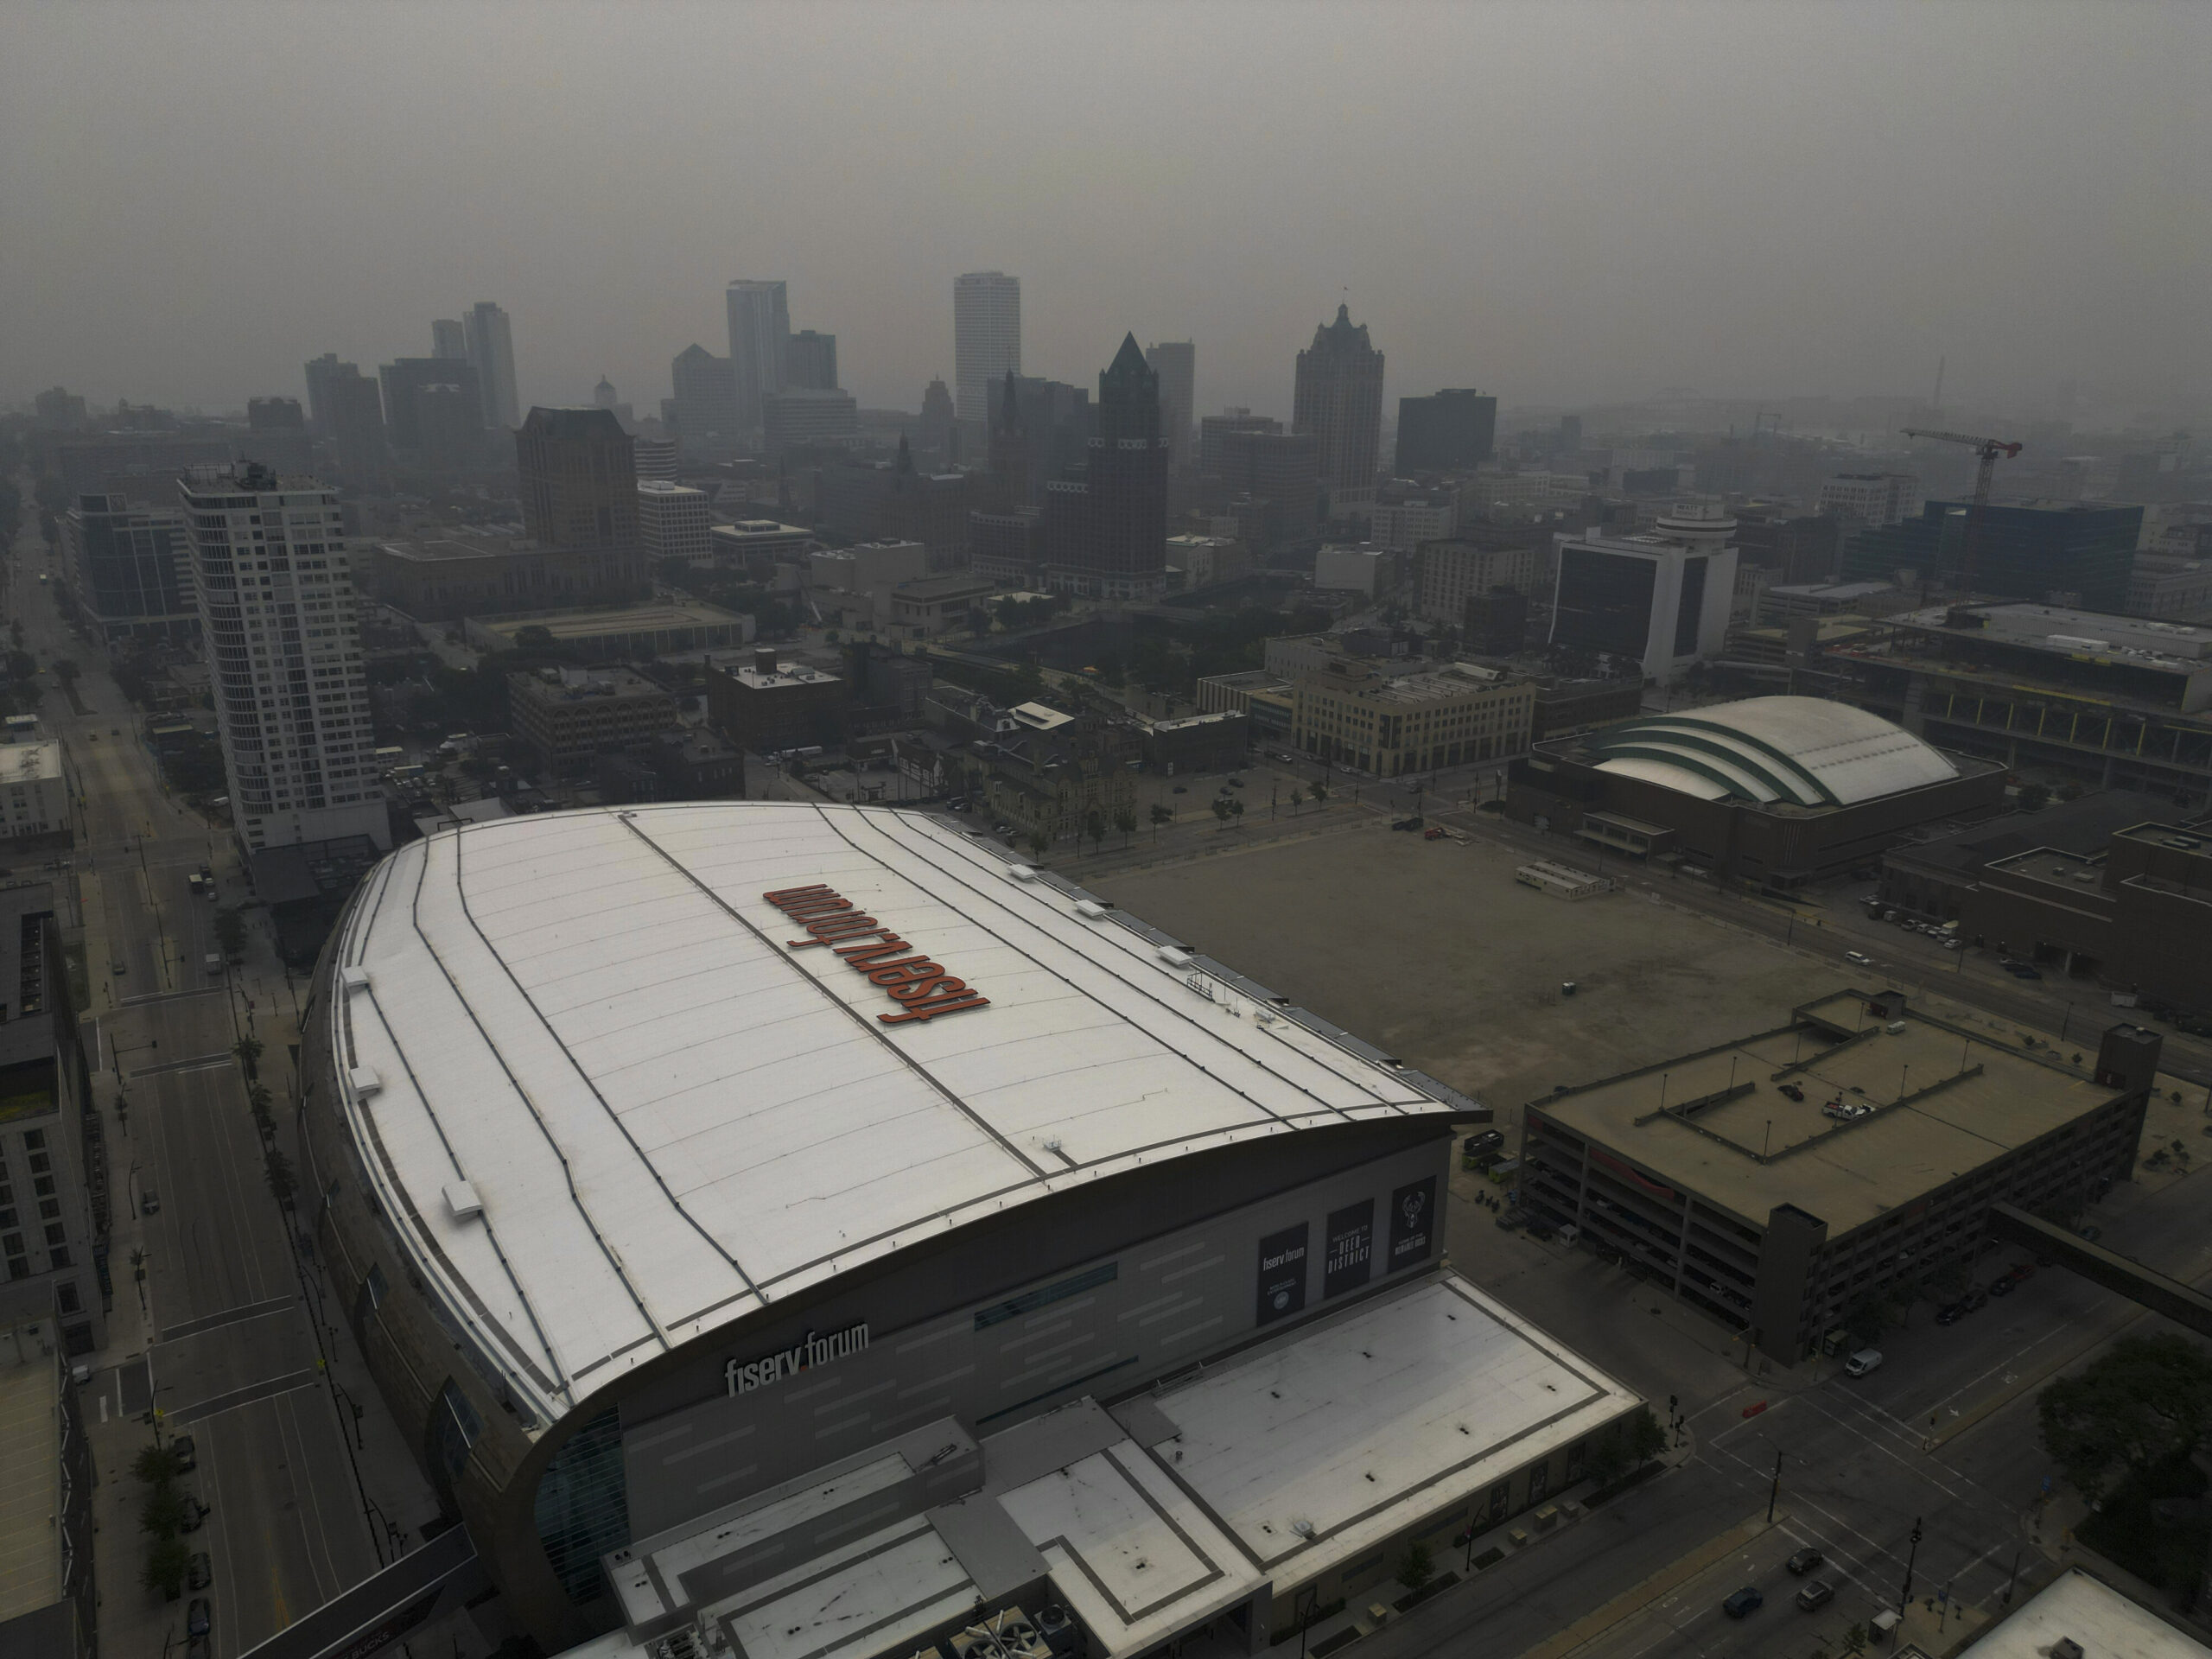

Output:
xmin=431 ymin=318 xmax=468 ymax=360
xmin=1043 ymin=334 xmax=1169 ymax=601
xmin=954 ymin=272 xmax=1021 ymax=424
xmin=726 ymin=280 xmax=791 ymax=432
xmin=245 ymin=396 xmax=313 ymax=474
xmin=1144 ymin=341 xmax=1195 ymax=470
xmin=787 ymin=330 xmax=838 ymax=391
xmin=1294 ymin=304 xmax=1385 ymax=519
xmin=378 ymin=358 xmax=486 ymax=467
xmin=1395 ymin=389 xmax=1496 ymax=475
xmin=1198 ymin=409 xmax=1281 ymax=477
xmin=303 ymin=354 xmax=388 ymax=484
xmin=918 ymin=377 xmax=957 ymax=461
xmin=669 ymin=345 xmax=741 ymax=456
xmin=464 ymin=301 xmax=521 ymax=429
xmin=517 ymin=406 xmax=639 ymax=549
xmin=181 ymin=464 xmax=387 ymax=854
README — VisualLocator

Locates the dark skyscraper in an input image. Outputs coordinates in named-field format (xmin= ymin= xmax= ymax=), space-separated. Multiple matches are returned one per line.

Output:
xmin=787 ymin=330 xmax=838 ymax=391
xmin=302 ymin=353 xmax=389 ymax=485
xmin=378 ymin=357 xmax=486 ymax=465
xmin=517 ymin=406 xmax=639 ymax=548
xmin=1395 ymin=389 xmax=1497 ymax=475
xmin=1043 ymin=334 xmax=1169 ymax=601
xmin=669 ymin=345 xmax=741 ymax=456
xmin=1294 ymin=303 xmax=1385 ymax=519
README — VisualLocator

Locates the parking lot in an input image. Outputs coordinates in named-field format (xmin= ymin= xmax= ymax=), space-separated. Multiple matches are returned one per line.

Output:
xmin=1096 ymin=822 xmax=1853 ymax=1116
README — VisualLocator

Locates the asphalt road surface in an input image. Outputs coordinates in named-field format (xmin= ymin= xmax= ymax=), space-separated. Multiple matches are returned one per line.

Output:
xmin=10 ymin=524 xmax=380 ymax=1656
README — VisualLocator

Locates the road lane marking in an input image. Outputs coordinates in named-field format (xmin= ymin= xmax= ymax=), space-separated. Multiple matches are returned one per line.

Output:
xmin=160 ymin=1294 xmax=297 ymax=1343
xmin=166 ymin=1368 xmax=319 ymax=1427
xmin=130 ymin=1051 xmax=236 ymax=1080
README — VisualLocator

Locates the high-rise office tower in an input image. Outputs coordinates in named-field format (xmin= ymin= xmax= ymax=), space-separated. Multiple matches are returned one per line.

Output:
xmin=302 ymin=355 xmax=389 ymax=484
xmin=464 ymin=302 xmax=521 ymax=429
xmin=954 ymin=272 xmax=1021 ymax=424
xmin=431 ymin=318 xmax=468 ymax=360
xmin=726 ymin=280 xmax=791 ymax=431
xmin=378 ymin=358 xmax=486 ymax=464
xmin=517 ymin=406 xmax=639 ymax=548
xmin=1042 ymin=334 xmax=1168 ymax=601
xmin=918 ymin=377 xmax=957 ymax=461
xmin=1144 ymin=341 xmax=1195 ymax=471
xmin=245 ymin=396 xmax=313 ymax=474
xmin=1294 ymin=303 xmax=1385 ymax=520
xmin=181 ymin=463 xmax=387 ymax=854
xmin=66 ymin=493 xmax=198 ymax=645
xmin=1198 ymin=409 xmax=1281 ymax=477
xmin=787 ymin=330 xmax=838 ymax=391
xmin=669 ymin=345 xmax=741 ymax=455
xmin=1395 ymin=389 xmax=1496 ymax=475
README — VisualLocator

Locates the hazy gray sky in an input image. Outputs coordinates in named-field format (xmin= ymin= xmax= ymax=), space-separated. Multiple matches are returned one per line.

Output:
xmin=5 ymin=1 xmax=2207 ymax=423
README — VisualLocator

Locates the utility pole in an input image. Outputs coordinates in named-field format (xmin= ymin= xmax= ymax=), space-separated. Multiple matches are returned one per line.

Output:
xmin=1899 ymin=1516 xmax=1923 ymax=1610
xmin=1766 ymin=1445 xmax=1782 ymax=1523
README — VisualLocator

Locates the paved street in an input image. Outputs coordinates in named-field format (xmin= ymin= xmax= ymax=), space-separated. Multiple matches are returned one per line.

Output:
xmin=7 ymin=514 xmax=435 ymax=1658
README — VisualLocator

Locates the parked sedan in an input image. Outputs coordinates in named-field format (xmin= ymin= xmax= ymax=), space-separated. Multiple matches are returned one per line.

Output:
xmin=1844 ymin=950 xmax=1873 ymax=966
xmin=1786 ymin=1547 xmax=1824 ymax=1575
xmin=1796 ymin=1580 xmax=1835 ymax=1612
xmin=1721 ymin=1586 xmax=1764 ymax=1618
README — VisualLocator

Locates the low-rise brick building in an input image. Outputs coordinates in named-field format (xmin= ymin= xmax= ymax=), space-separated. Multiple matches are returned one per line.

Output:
xmin=508 ymin=666 xmax=679 ymax=772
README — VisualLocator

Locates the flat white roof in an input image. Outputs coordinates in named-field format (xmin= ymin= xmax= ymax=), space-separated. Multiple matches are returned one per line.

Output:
xmin=1148 ymin=1277 xmax=1636 ymax=1582
xmin=331 ymin=804 xmax=1462 ymax=1423
xmin=1962 ymin=1568 xmax=2210 ymax=1659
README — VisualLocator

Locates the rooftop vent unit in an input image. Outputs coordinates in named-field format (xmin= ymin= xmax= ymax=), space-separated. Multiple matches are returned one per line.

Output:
xmin=348 ymin=1065 xmax=383 ymax=1097
xmin=340 ymin=965 xmax=372 ymax=993
xmin=443 ymin=1180 xmax=482 ymax=1220
xmin=1074 ymin=899 xmax=1108 ymax=919
xmin=1157 ymin=946 xmax=1194 ymax=968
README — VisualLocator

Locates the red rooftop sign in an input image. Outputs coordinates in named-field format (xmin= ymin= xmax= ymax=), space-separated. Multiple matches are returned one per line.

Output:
xmin=765 ymin=884 xmax=990 ymax=1026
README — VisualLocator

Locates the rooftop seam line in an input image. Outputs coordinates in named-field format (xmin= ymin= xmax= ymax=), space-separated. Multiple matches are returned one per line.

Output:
xmin=613 ymin=809 xmax=1051 ymax=1181
xmin=346 ymin=854 xmax=570 ymax=1405
xmin=821 ymin=807 xmax=1375 ymax=1132
xmin=444 ymin=821 xmax=764 ymax=1305
xmin=435 ymin=827 xmax=676 ymax=1354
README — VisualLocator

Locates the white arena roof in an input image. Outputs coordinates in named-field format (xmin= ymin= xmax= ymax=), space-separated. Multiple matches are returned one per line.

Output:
xmin=1585 ymin=696 xmax=1958 ymax=807
xmin=328 ymin=803 xmax=1469 ymax=1423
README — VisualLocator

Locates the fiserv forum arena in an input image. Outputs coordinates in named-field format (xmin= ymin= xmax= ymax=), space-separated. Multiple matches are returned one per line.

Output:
xmin=301 ymin=803 xmax=1639 ymax=1655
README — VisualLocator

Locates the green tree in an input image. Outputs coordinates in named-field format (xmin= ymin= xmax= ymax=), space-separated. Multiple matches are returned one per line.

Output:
xmin=1113 ymin=804 xmax=1137 ymax=847
xmin=1395 ymin=1539 xmax=1435 ymax=1592
xmin=215 ymin=908 xmax=250 ymax=962
xmin=141 ymin=1483 xmax=190 ymax=1538
xmin=1210 ymin=798 xmax=1232 ymax=830
xmin=1026 ymin=829 xmax=1049 ymax=862
xmin=1287 ymin=786 xmax=1306 ymax=815
xmin=1842 ymin=1624 xmax=1868 ymax=1656
xmin=1626 ymin=1405 xmax=1667 ymax=1464
xmin=132 ymin=1443 xmax=188 ymax=1484
xmin=264 ymin=1147 xmax=296 ymax=1208
xmin=142 ymin=1535 xmax=191 ymax=1599
xmin=1586 ymin=1426 xmax=1630 ymax=1486
xmin=1148 ymin=804 xmax=1173 ymax=842
xmin=1228 ymin=798 xmax=1246 ymax=829
xmin=1084 ymin=808 xmax=1107 ymax=855
xmin=2018 ymin=782 xmax=2050 ymax=812
xmin=1309 ymin=780 xmax=1330 ymax=804
xmin=231 ymin=1031 xmax=262 ymax=1078
xmin=513 ymin=625 xmax=556 ymax=650
xmin=51 ymin=658 xmax=79 ymax=688
xmin=2040 ymin=1334 xmax=2212 ymax=1501
xmin=1843 ymin=1297 xmax=1885 ymax=1346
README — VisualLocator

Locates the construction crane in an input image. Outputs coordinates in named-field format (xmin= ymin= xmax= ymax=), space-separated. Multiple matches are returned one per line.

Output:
xmin=1900 ymin=428 xmax=2023 ymax=599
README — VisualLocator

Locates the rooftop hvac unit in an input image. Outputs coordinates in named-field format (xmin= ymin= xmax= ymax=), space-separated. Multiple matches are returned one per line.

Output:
xmin=1073 ymin=899 xmax=1107 ymax=919
xmin=340 ymin=965 xmax=372 ymax=993
xmin=348 ymin=1065 xmax=383 ymax=1096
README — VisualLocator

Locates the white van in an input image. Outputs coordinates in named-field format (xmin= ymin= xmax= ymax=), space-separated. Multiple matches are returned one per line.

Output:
xmin=1844 ymin=1348 xmax=1884 ymax=1377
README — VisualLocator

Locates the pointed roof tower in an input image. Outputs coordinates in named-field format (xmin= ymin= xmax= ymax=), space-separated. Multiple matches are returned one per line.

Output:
xmin=1097 ymin=333 xmax=1160 ymax=443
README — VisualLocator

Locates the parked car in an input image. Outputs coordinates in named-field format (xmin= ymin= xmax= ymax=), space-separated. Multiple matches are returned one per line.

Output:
xmin=1721 ymin=1586 xmax=1764 ymax=1618
xmin=1786 ymin=1547 xmax=1824 ymax=1575
xmin=2079 ymin=1224 xmax=2103 ymax=1243
xmin=1796 ymin=1580 xmax=1835 ymax=1612
xmin=1844 ymin=1347 xmax=1884 ymax=1377
xmin=172 ymin=1434 xmax=197 ymax=1472
xmin=140 ymin=1189 xmax=160 ymax=1217
xmin=188 ymin=1551 xmax=212 ymax=1591
xmin=1844 ymin=950 xmax=1873 ymax=966
xmin=1936 ymin=1301 xmax=1967 ymax=1325
xmin=1965 ymin=1286 xmax=1989 ymax=1312
xmin=1988 ymin=1273 xmax=2017 ymax=1298
xmin=2006 ymin=963 xmax=2044 ymax=980
xmin=1777 ymin=1083 xmax=1805 ymax=1102
xmin=1423 ymin=826 xmax=1446 ymax=841
xmin=1171 ymin=785 xmax=1186 ymax=794
xmin=188 ymin=1599 xmax=212 ymax=1638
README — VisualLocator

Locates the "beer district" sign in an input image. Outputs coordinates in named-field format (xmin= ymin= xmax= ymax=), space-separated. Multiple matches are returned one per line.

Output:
xmin=765 ymin=884 xmax=991 ymax=1026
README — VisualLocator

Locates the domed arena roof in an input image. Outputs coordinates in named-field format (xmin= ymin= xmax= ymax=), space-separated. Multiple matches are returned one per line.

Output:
xmin=1584 ymin=696 xmax=1959 ymax=807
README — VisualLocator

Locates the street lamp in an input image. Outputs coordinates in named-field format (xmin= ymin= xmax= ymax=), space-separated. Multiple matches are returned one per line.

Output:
xmin=113 ymin=1038 xmax=157 ymax=1080
xmin=1898 ymin=1515 xmax=1923 ymax=1610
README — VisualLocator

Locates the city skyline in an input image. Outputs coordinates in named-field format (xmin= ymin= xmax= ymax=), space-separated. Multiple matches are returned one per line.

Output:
xmin=6 ymin=4 xmax=2209 ymax=428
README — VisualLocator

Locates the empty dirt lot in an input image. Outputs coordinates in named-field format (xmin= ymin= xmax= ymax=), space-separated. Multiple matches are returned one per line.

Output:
xmin=1096 ymin=819 xmax=1853 ymax=1122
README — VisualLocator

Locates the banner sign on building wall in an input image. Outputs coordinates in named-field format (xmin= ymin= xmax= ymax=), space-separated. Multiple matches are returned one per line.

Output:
xmin=1323 ymin=1200 xmax=1374 ymax=1298
xmin=726 ymin=1322 xmax=870 ymax=1396
xmin=1255 ymin=1224 xmax=1309 ymax=1324
xmin=1389 ymin=1178 xmax=1437 ymax=1272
